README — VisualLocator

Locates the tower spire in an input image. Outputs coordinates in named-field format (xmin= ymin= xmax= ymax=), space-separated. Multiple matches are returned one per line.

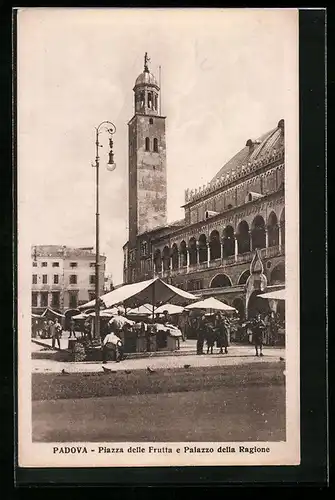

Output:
xmin=144 ymin=52 xmax=150 ymax=73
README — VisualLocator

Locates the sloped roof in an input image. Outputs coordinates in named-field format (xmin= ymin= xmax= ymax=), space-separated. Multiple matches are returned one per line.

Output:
xmin=211 ymin=120 xmax=284 ymax=183
xmin=31 ymin=245 xmax=105 ymax=259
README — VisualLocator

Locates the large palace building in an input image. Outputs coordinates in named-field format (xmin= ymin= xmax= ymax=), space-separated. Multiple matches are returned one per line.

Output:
xmin=123 ymin=55 xmax=285 ymax=320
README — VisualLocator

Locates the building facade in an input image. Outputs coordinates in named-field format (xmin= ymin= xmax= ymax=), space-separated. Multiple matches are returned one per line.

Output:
xmin=31 ymin=245 xmax=106 ymax=313
xmin=123 ymin=57 xmax=285 ymax=320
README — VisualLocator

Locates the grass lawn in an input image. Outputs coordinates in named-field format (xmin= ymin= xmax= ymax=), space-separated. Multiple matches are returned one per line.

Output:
xmin=32 ymin=362 xmax=284 ymax=401
xmin=32 ymin=362 xmax=285 ymax=442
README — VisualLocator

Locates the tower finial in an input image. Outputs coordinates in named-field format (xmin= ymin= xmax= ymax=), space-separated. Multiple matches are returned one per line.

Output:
xmin=144 ymin=52 xmax=150 ymax=72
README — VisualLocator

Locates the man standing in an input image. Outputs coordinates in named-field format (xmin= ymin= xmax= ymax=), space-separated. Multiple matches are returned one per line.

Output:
xmin=251 ymin=313 xmax=266 ymax=356
xmin=196 ymin=314 xmax=206 ymax=355
xmin=69 ymin=317 xmax=76 ymax=339
xmin=51 ymin=320 xmax=61 ymax=350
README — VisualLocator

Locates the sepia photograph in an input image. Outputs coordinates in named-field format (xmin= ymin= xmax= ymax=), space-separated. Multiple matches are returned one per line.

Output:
xmin=17 ymin=8 xmax=299 ymax=467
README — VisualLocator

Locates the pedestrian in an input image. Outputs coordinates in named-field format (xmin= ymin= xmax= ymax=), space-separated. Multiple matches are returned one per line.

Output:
xmin=162 ymin=310 xmax=172 ymax=325
xmin=205 ymin=321 xmax=215 ymax=354
xmin=217 ymin=315 xmax=229 ymax=354
xmin=50 ymin=320 xmax=61 ymax=349
xmin=196 ymin=314 xmax=206 ymax=355
xmin=69 ymin=317 xmax=76 ymax=339
xmin=102 ymin=330 xmax=124 ymax=363
xmin=251 ymin=313 xmax=266 ymax=356
xmin=41 ymin=320 xmax=48 ymax=339
xmin=178 ymin=312 xmax=187 ymax=341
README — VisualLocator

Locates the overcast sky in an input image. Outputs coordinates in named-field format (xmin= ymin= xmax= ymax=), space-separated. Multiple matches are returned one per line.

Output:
xmin=18 ymin=8 xmax=298 ymax=285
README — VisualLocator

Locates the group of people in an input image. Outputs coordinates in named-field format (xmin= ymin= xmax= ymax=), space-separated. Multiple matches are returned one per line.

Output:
xmin=192 ymin=312 xmax=270 ymax=357
xmin=39 ymin=318 xmax=63 ymax=349
xmin=194 ymin=313 xmax=230 ymax=355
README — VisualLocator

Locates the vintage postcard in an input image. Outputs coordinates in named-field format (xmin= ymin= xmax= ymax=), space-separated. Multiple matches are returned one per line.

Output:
xmin=17 ymin=8 xmax=300 ymax=468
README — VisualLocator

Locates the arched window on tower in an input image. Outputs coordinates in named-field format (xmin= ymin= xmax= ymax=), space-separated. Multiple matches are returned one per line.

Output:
xmin=140 ymin=91 xmax=145 ymax=107
xmin=148 ymin=92 xmax=152 ymax=108
xmin=154 ymin=94 xmax=158 ymax=110
xmin=145 ymin=137 xmax=150 ymax=151
xmin=153 ymin=138 xmax=158 ymax=152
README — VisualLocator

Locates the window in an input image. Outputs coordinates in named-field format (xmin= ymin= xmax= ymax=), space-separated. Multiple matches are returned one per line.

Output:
xmin=52 ymin=262 xmax=59 ymax=267
xmin=148 ymin=92 xmax=152 ymax=108
xmin=154 ymin=94 xmax=158 ymax=110
xmin=41 ymin=262 xmax=47 ymax=267
xmin=54 ymin=274 xmax=59 ymax=284
xmin=32 ymin=292 xmax=38 ymax=307
xmin=32 ymin=261 xmax=37 ymax=267
xmin=89 ymin=275 xmax=95 ymax=285
xmin=40 ymin=292 xmax=48 ymax=307
xmin=88 ymin=291 xmax=95 ymax=302
xmin=89 ymin=262 xmax=95 ymax=267
xmin=145 ymin=137 xmax=150 ymax=151
xmin=70 ymin=262 xmax=78 ymax=268
xmin=51 ymin=292 xmax=60 ymax=309
xmin=153 ymin=138 xmax=158 ymax=152
xmin=32 ymin=274 xmax=37 ymax=284
xmin=69 ymin=274 xmax=77 ymax=284
xmin=140 ymin=241 xmax=148 ymax=256
xmin=149 ymin=118 xmax=153 ymax=125
xmin=42 ymin=275 xmax=47 ymax=284
xmin=68 ymin=291 xmax=78 ymax=309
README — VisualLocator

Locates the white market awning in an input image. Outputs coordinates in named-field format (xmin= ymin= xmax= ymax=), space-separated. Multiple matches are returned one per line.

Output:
xmin=258 ymin=289 xmax=286 ymax=301
xmin=127 ymin=304 xmax=154 ymax=316
xmin=155 ymin=304 xmax=185 ymax=315
xmin=185 ymin=297 xmax=237 ymax=313
xmin=79 ymin=278 xmax=197 ymax=310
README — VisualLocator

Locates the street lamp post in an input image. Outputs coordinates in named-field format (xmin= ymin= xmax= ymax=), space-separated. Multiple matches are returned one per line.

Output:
xmin=93 ymin=121 xmax=116 ymax=341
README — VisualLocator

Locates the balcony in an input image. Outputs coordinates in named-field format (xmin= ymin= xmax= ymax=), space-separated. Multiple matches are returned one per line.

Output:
xmin=156 ymin=245 xmax=284 ymax=279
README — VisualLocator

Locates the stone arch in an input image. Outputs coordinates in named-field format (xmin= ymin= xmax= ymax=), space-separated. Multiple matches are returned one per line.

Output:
xmin=188 ymin=237 xmax=197 ymax=265
xmin=270 ymin=261 xmax=285 ymax=285
xmin=171 ymin=243 xmax=179 ymax=270
xmin=222 ymin=225 xmax=234 ymax=257
xmin=251 ymin=215 xmax=266 ymax=249
xmin=238 ymin=269 xmax=250 ymax=285
xmin=210 ymin=273 xmax=233 ymax=288
xmin=236 ymin=220 xmax=250 ymax=254
xmin=280 ymin=208 xmax=285 ymax=247
xmin=232 ymin=297 xmax=245 ymax=320
xmin=162 ymin=245 xmax=170 ymax=271
xmin=209 ymin=229 xmax=221 ymax=260
xmin=179 ymin=240 xmax=187 ymax=267
xmin=154 ymin=249 xmax=162 ymax=272
xmin=267 ymin=211 xmax=279 ymax=247
xmin=198 ymin=234 xmax=207 ymax=263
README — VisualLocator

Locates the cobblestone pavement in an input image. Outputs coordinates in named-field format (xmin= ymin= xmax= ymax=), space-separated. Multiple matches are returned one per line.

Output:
xmin=31 ymin=340 xmax=285 ymax=374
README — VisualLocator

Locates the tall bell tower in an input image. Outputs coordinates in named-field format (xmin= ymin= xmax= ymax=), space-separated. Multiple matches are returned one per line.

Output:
xmin=128 ymin=53 xmax=167 ymax=248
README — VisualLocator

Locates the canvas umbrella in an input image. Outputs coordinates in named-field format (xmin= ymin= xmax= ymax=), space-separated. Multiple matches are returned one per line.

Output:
xmin=72 ymin=313 xmax=89 ymax=320
xmin=155 ymin=304 xmax=185 ymax=315
xmin=88 ymin=310 xmax=119 ymax=318
xmin=127 ymin=304 xmax=154 ymax=316
xmin=185 ymin=297 xmax=237 ymax=313
xmin=258 ymin=289 xmax=285 ymax=301
xmin=78 ymin=277 xmax=197 ymax=320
